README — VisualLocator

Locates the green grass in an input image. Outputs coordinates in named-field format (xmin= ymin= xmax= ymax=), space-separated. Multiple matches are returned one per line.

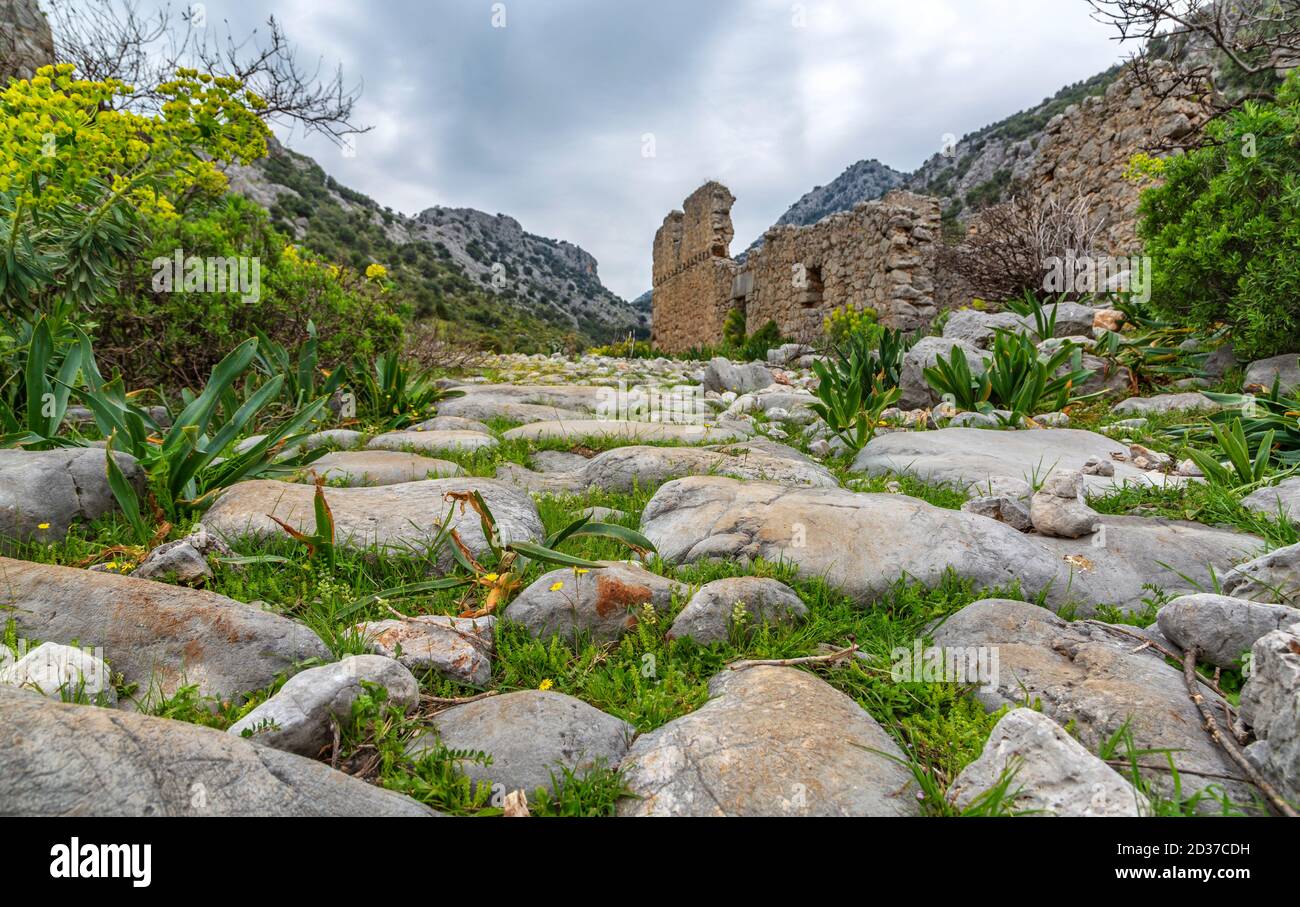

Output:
xmin=1089 ymin=480 xmax=1297 ymax=549
xmin=10 ymin=361 xmax=1291 ymax=817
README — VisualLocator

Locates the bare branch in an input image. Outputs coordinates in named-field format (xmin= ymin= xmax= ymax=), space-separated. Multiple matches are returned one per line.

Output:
xmin=46 ymin=0 xmax=369 ymax=143
xmin=1085 ymin=0 xmax=1300 ymax=133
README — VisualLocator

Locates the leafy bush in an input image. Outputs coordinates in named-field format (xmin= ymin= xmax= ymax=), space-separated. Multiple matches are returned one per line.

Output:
xmin=722 ymin=306 xmax=747 ymax=348
xmin=1137 ymin=70 xmax=1300 ymax=359
xmin=0 ymin=64 xmax=270 ymax=322
xmin=95 ymin=195 xmax=404 ymax=389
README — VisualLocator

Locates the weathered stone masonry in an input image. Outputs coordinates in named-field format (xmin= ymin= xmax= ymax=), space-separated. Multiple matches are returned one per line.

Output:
xmin=652 ymin=183 xmax=941 ymax=353
xmin=651 ymin=66 xmax=1214 ymax=353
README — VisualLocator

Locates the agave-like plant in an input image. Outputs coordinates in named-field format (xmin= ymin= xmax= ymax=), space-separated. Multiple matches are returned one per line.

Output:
xmin=0 ymin=316 xmax=95 ymax=447
xmin=1183 ymin=417 xmax=1279 ymax=490
xmin=251 ymin=320 xmax=348 ymax=413
xmin=1171 ymin=377 xmax=1300 ymax=468
xmin=336 ymin=489 xmax=655 ymax=620
xmin=810 ymin=325 xmax=912 ymax=453
xmin=926 ymin=330 xmax=1096 ymax=422
xmin=350 ymin=350 xmax=462 ymax=430
xmin=77 ymin=336 xmax=330 ymax=534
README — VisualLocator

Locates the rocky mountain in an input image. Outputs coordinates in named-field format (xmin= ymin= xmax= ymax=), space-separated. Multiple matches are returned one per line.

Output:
xmin=224 ymin=138 xmax=646 ymax=349
xmin=731 ymin=67 xmax=1122 ymax=251
xmin=905 ymin=66 xmax=1124 ymax=227
xmin=745 ymin=159 xmax=906 ymax=251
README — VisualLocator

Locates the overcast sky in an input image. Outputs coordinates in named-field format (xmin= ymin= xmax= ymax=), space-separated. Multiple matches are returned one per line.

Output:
xmin=137 ymin=0 xmax=1129 ymax=299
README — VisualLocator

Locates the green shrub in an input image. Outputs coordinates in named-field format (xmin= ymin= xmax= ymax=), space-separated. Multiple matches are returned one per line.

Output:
xmin=722 ymin=306 xmax=748 ymax=348
xmin=95 ymin=195 xmax=404 ymax=389
xmin=1137 ymin=69 xmax=1300 ymax=359
xmin=823 ymin=304 xmax=880 ymax=346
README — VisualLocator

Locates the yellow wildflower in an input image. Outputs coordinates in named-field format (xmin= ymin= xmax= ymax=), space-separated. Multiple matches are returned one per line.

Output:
xmin=538 ymin=678 xmax=554 ymax=691
xmin=549 ymin=581 xmax=564 ymax=592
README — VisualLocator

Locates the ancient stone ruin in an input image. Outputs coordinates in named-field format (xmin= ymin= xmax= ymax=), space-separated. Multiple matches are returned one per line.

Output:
xmin=652 ymin=183 xmax=941 ymax=353
xmin=651 ymin=65 xmax=1212 ymax=353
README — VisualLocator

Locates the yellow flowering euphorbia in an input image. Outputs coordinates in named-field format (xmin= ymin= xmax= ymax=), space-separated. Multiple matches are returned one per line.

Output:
xmin=0 ymin=64 xmax=271 ymax=217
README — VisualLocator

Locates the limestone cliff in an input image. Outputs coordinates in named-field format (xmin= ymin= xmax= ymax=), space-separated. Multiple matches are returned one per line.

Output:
xmin=0 ymin=0 xmax=55 ymax=82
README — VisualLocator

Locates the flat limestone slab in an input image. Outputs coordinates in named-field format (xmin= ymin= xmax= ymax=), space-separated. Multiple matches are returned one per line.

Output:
xmin=0 ymin=557 xmax=328 ymax=704
xmin=203 ymin=478 xmax=543 ymax=563
xmin=0 ymin=688 xmax=434 ymax=816
xmin=1036 ymin=515 xmax=1263 ymax=615
xmin=853 ymin=427 xmax=1176 ymax=495
xmin=1242 ymin=477 xmax=1300 ymax=525
xmin=503 ymin=419 xmax=749 ymax=444
xmin=639 ymin=476 xmax=1071 ymax=607
xmin=301 ymin=450 xmax=463 ymax=486
xmin=496 ymin=440 xmax=838 ymax=494
xmin=366 ymin=430 xmax=497 ymax=455
xmin=438 ymin=384 xmax=605 ymax=423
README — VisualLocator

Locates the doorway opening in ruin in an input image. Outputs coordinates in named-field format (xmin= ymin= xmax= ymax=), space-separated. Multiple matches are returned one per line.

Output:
xmin=797 ymin=264 xmax=824 ymax=307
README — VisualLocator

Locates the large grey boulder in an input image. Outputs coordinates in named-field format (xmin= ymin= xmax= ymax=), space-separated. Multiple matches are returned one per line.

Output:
xmin=0 ymin=557 xmax=328 ymax=705
xmin=1244 ymin=353 xmax=1300 ymax=394
xmin=302 ymin=450 xmax=463 ymax=486
xmin=898 ymin=336 xmax=986 ymax=410
xmin=948 ymin=708 xmax=1148 ymax=816
xmin=203 ymin=478 xmax=543 ymax=564
xmin=0 ymin=688 xmax=435 ymax=816
xmin=1239 ymin=626 xmax=1300 ymax=802
xmin=498 ymin=439 xmax=838 ymax=494
xmin=1040 ymin=301 xmax=1102 ymax=338
xmin=407 ymin=690 xmax=633 ymax=797
xmin=228 ymin=655 xmax=419 ymax=756
xmin=639 ymin=477 xmax=1071 ymax=608
xmin=504 ymin=563 xmax=686 ymax=645
xmin=941 ymin=309 xmax=1025 ymax=348
xmin=618 ymin=666 xmax=919 ymax=816
xmin=667 ymin=576 xmax=807 ymax=645
xmin=703 ymin=358 xmax=775 ymax=395
xmin=1112 ymin=393 xmax=1220 ymax=417
xmin=1223 ymin=542 xmax=1300 ymax=607
xmin=1156 ymin=594 xmax=1299 ymax=669
xmin=853 ymin=428 xmax=1178 ymax=495
xmin=0 ymin=448 xmax=146 ymax=542
xmin=1242 ymin=478 xmax=1300 ymax=525
xmin=931 ymin=598 xmax=1255 ymax=808
xmin=502 ymin=419 xmax=748 ymax=444
xmin=1034 ymin=516 xmax=1262 ymax=615
xmin=355 ymin=615 xmax=495 ymax=686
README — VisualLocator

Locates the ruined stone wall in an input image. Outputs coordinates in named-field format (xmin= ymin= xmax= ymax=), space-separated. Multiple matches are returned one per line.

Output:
xmin=652 ymin=184 xmax=940 ymax=351
xmin=741 ymin=191 xmax=941 ymax=340
xmin=651 ymin=182 xmax=739 ymax=353
xmin=0 ymin=0 xmax=55 ymax=82
xmin=1019 ymin=63 xmax=1211 ymax=253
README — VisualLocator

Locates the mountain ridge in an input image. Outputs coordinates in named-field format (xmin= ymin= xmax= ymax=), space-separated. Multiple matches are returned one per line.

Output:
xmin=224 ymin=136 xmax=646 ymax=350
